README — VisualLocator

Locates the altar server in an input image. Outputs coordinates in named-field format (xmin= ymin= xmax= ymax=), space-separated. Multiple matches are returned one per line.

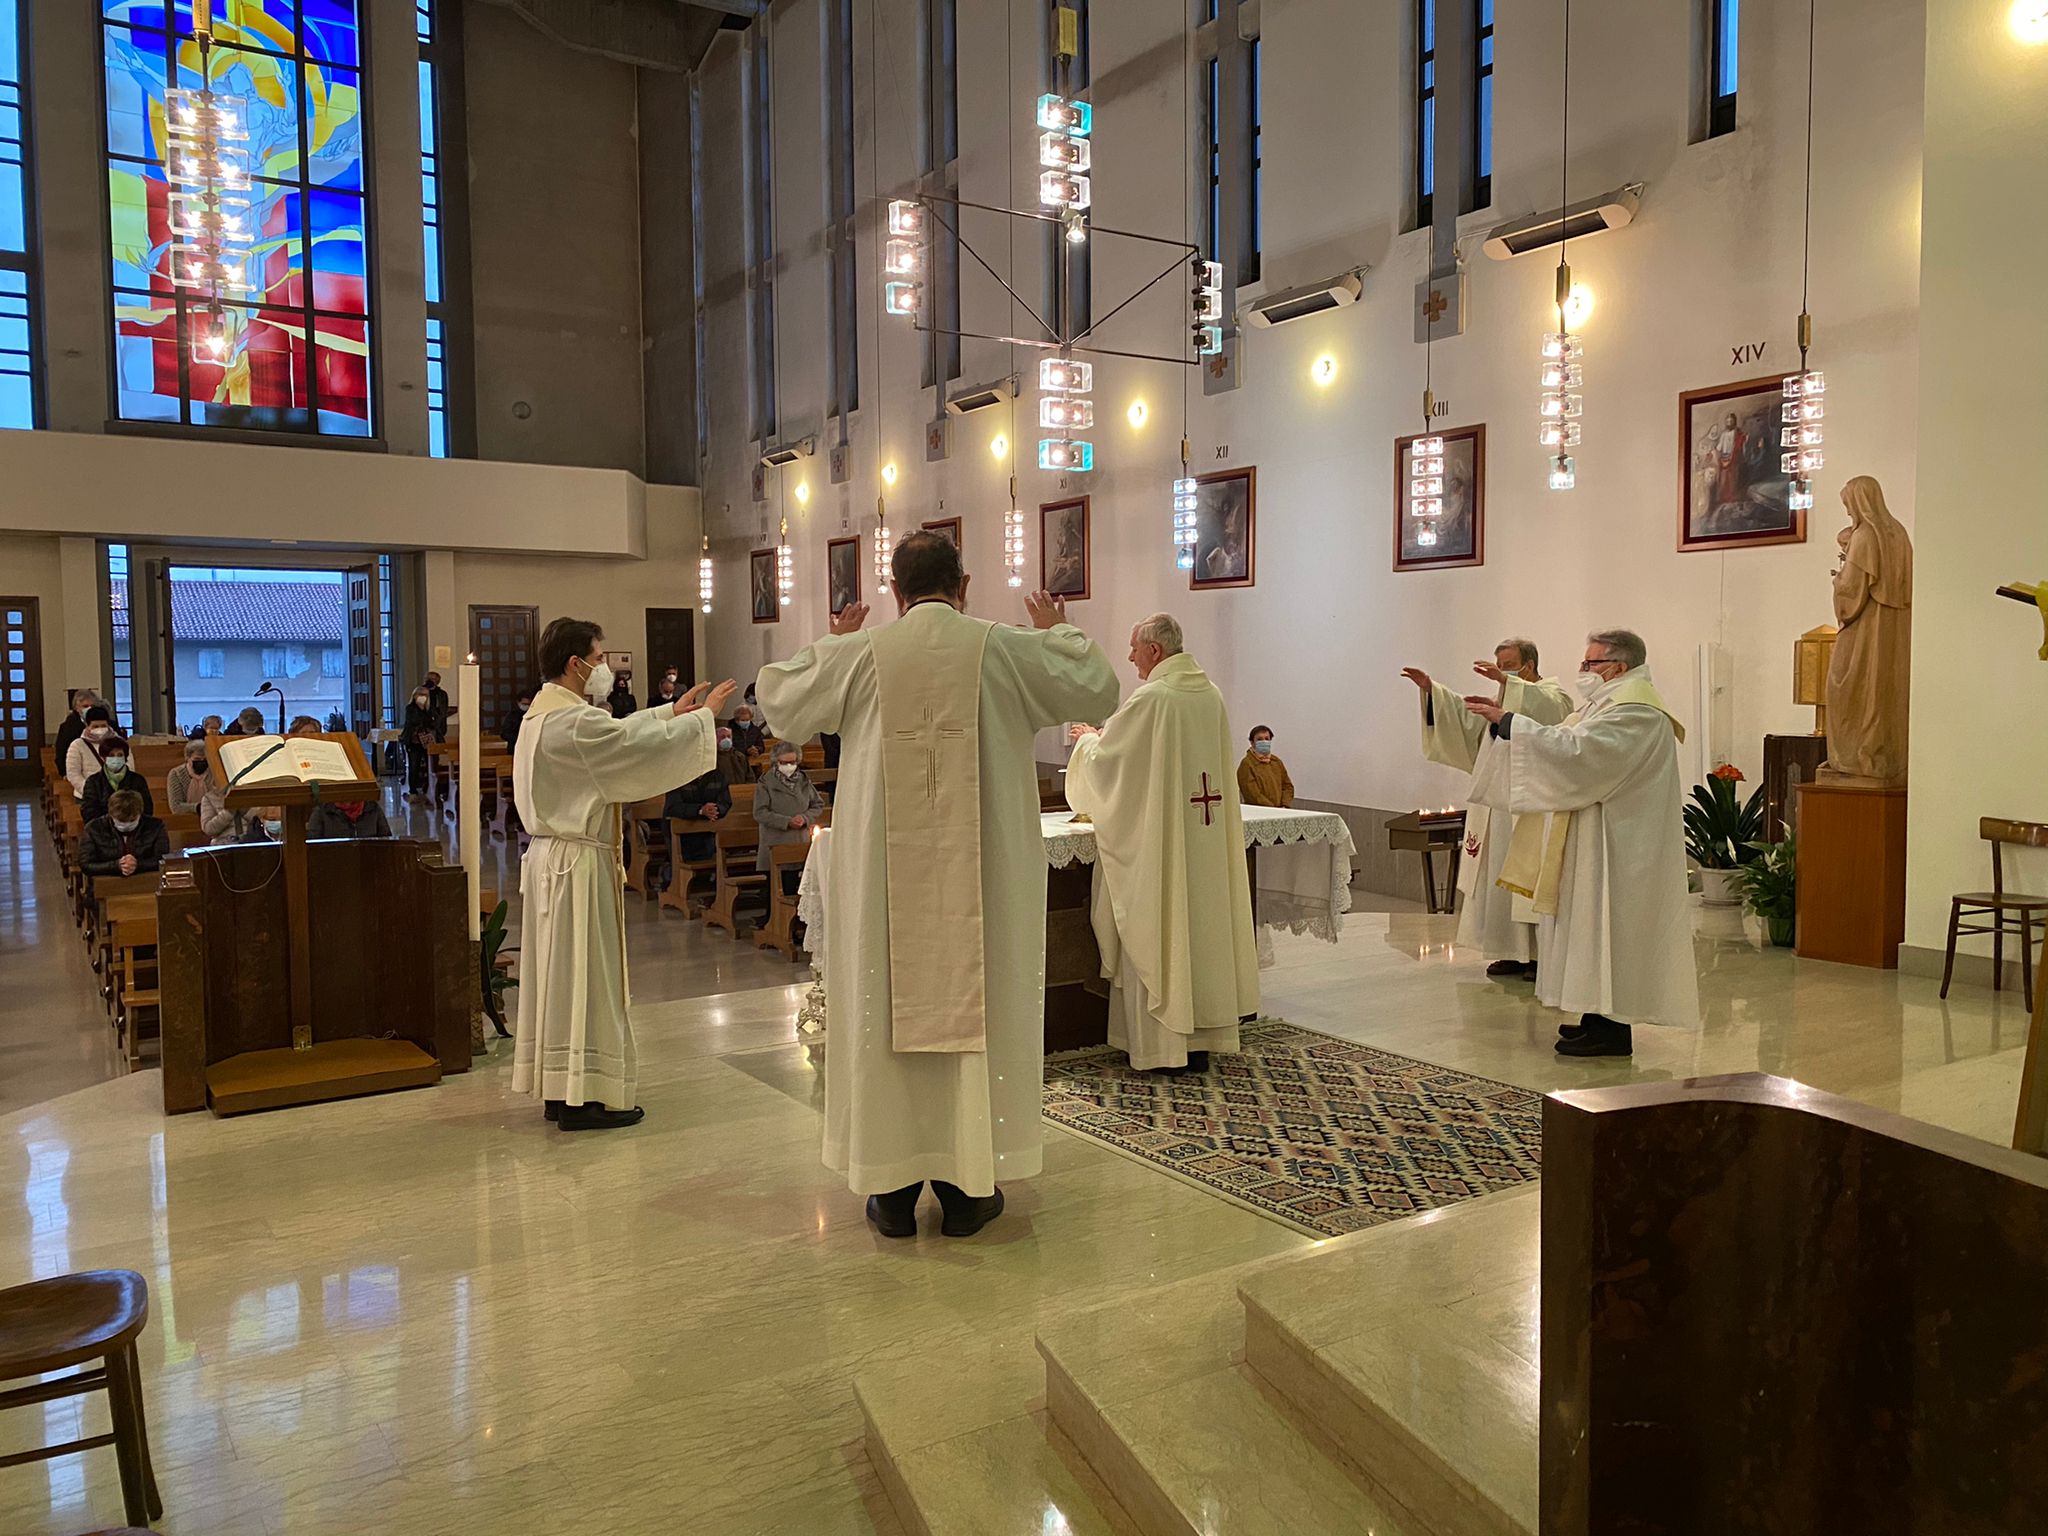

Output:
xmin=1066 ymin=614 xmax=1259 ymax=1074
xmin=513 ymin=616 xmax=734 ymax=1129
xmin=1403 ymin=638 xmax=1574 ymax=979
xmin=1464 ymin=628 xmax=1698 ymax=1058
xmin=757 ymin=533 xmax=1117 ymax=1240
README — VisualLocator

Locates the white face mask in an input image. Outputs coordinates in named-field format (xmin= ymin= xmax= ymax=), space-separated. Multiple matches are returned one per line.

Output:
xmin=114 ymin=819 xmax=140 ymax=834
xmin=1578 ymin=670 xmax=1610 ymax=694
xmin=777 ymin=761 xmax=800 ymax=778
xmin=580 ymin=660 xmax=614 ymax=700
xmin=86 ymin=724 xmax=110 ymax=741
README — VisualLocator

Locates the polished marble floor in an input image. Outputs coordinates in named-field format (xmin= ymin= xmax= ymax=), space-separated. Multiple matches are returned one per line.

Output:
xmin=0 ymin=787 xmax=2032 ymax=1533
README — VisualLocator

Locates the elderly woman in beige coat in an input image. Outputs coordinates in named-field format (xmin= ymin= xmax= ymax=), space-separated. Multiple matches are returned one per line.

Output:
xmin=753 ymin=738 xmax=825 ymax=891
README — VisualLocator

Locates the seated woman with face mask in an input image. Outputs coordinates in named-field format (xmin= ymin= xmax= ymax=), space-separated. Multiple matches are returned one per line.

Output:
xmin=82 ymin=735 xmax=154 ymax=824
xmin=65 ymin=705 xmax=118 ymax=799
xmin=165 ymin=740 xmax=211 ymax=815
xmin=80 ymin=789 xmax=171 ymax=879
xmin=753 ymin=740 xmax=825 ymax=893
xmin=1236 ymin=724 xmax=1295 ymax=808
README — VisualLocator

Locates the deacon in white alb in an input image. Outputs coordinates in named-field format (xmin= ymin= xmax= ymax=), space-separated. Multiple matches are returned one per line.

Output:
xmin=1066 ymin=614 xmax=1259 ymax=1073
xmin=1403 ymin=638 xmax=1574 ymax=980
xmin=1464 ymin=628 xmax=1698 ymax=1059
xmin=756 ymin=533 xmax=1118 ymax=1240
xmin=512 ymin=617 xmax=735 ymax=1129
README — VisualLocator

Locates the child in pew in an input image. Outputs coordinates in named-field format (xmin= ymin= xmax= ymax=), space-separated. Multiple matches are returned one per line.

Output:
xmin=81 ymin=790 xmax=170 ymax=879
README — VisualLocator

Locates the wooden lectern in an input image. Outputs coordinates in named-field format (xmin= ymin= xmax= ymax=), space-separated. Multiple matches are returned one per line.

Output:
xmin=157 ymin=733 xmax=472 ymax=1115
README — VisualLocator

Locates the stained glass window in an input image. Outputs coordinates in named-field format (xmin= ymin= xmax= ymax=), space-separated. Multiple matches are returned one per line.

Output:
xmin=419 ymin=0 xmax=448 ymax=455
xmin=102 ymin=0 xmax=374 ymax=437
xmin=1 ymin=0 xmax=39 ymax=430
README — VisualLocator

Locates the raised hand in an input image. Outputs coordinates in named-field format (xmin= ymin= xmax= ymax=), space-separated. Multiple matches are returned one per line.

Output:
xmin=1399 ymin=667 xmax=1433 ymax=693
xmin=1462 ymin=695 xmax=1506 ymax=724
xmin=1471 ymin=660 xmax=1507 ymax=684
xmin=829 ymin=602 xmax=870 ymax=636
xmin=1025 ymin=590 xmax=1068 ymax=631
xmin=1068 ymin=723 xmax=1100 ymax=744
xmin=681 ymin=679 xmax=739 ymax=717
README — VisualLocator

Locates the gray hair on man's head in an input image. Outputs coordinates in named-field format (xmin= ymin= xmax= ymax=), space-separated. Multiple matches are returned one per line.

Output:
xmin=1587 ymin=629 xmax=1647 ymax=670
xmin=1496 ymin=637 xmax=1539 ymax=671
xmin=771 ymin=738 xmax=802 ymax=761
xmin=1133 ymin=613 xmax=1184 ymax=655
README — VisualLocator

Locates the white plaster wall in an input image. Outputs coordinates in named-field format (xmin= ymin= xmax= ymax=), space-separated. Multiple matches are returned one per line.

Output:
xmin=1904 ymin=0 xmax=2048 ymax=956
xmin=695 ymin=0 xmax=1924 ymax=816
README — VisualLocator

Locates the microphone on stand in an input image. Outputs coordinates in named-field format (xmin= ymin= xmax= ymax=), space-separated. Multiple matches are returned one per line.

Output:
xmin=256 ymin=680 xmax=286 ymax=735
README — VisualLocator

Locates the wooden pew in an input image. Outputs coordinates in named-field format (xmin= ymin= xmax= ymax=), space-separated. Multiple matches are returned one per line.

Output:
xmin=752 ymin=841 xmax=813 ymax=959
xmin=104 ymin=893 xmax=160 ymax=1068
xmin=660 ymin=818 xmax=723 ymax=917
xmin=622 ymin=796 xmax=668 ymax=899
xmin=701 ymin=824 xmax=767 ymax=936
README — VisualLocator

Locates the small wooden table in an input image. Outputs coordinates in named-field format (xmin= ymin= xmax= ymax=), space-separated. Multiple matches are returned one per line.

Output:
xmin=1386 ymin=810 xmax=1467 ymax=913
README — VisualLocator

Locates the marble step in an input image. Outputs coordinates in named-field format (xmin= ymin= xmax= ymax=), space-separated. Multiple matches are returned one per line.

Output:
xmin=1038 ymin=1280 xmax=1421 ymax=1535
xmin=857 ymin=1334 xmax=1139 ymax=1536
xmin=1237 ymin=1188 xmax=1542 ymax=1536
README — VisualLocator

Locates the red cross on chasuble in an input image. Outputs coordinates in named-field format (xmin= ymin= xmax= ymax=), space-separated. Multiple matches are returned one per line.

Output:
xmin=1189 ymin=772 xmax=1223 ymax=826
xmin=867 ymin=605 xmax=995 ymax=1053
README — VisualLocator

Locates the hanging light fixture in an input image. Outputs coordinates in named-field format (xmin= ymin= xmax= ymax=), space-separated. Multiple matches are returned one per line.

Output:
xmin=1784 ymin=0 xmax=1825 ymax=515
xmin=1005 ymin=476 xmax=1026 ymax=588
xmin=167 ymin=0 xmax=254 ymax=365
xmin=699 ymin=525 xmax=716 ymax=615
xmin=1540 ymin=0 xmax=1580 ymax=492
xmin=1037 ymin=355 xmax=1095 ymax=472
xmin=1172 ymin=432 xmax=1198 ymax=570
xmin=1409 ymin=266 xmax=1445 ymax=546
xmin=777 ymin=517 xmax=794 ymax=607
xmin=873 ymin=500 xmax=893 ymax=594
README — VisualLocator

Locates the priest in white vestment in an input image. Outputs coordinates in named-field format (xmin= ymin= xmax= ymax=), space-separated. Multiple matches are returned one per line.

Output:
xmin=1404 ymin=638 xmax=1574 ymax=979
xmin=1465 ymin=628 xmax=1698 ymax=1059
xmin=1066 ymin=614 xmax=1260 ymax=1073
xmin=755 ymin=533 xmax=1118 ymax=1239
xmin=513 ymin=617 xmax=733 ymax=1129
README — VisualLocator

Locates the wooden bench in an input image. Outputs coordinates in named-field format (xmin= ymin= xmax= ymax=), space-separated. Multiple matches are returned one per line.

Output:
xmin=701 ymin=825 xmax=767 ymax=936
xmin=752 ymin=840 xmax=812 ymax=959
xmin=660 ymin=818 xmax=723 ymax=917
xmin=103 ymin=895 xmax=159 ymax=1069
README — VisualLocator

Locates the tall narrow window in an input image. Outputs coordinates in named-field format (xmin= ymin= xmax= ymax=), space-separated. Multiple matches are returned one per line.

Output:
xmin=1247 ymin=34 xmax=1261 ymax=278
xmin=743 ymin=26 xmax=778 ymax=442
xmin=919 ymin=0 xmax=960 ymax=388
xmin=419 ymin=0 xmax=449 ymax=456
xmin=1204 ymin=56 xmax=1222 ymax=263
xmin=0 ymin=0 xmax=40 ymax=430
xmin=376 ymin=551 xmax=395 ymax=727
xmin=1046 ymin=1 xmax=1091 ymax=341
xmin=1415 ymin=0 xmax=1436 ymax=227
xmin=105 ymin=544 xmax=133 ymax=725
xmin=1470 ymin=0 xmax=1493 ymax=208
xmin=103 ymin=1 xmax=375 ymax=437
xmin=1710 ymin=0 xmax=1739 ymax=138
xmin=825 ymin=0 xmax=858 ymax=418
xmin=689 ymin=76 xmax=710 ymax=468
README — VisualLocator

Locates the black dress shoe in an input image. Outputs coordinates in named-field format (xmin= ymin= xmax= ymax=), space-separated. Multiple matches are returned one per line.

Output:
xmin=1555 ymin=1016 xmax=1632 ymax=1058
xmin=866 ymin=1182 xmax=922 ymax=1239
xmin=931 ymin=1181 xmax=1005 ymax=1237
xmin=558 ymin=1103 xmax=647 ymax=1130
xmin=1184 ymin=1051 xmax=1211 ymax=1073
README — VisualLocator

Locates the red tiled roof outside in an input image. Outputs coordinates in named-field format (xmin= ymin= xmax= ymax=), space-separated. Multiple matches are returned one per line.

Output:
xmin=111 ymin=579 xmax=346 ymax=645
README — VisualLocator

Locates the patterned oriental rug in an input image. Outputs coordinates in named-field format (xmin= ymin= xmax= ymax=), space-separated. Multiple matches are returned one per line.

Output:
xmin=1043 ymin=1021 xmax=1543 ymax=1240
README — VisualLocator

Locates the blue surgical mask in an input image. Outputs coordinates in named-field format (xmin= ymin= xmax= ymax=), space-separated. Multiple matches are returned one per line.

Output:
xmin=105 ymin=755 xmax=128 ymax=774
xmin=1252 ymin=740 xmax=1272 ymax=757
xmin=263 ymin=818 xmax=283 ymax=838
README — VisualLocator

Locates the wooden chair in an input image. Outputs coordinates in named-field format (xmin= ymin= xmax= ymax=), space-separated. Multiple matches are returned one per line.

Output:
xmin=701 ymin=825 xmax=767 ymax=936
xmin=1941 ymin=817 xmax=2048 ymax=1010
xmin=0 ymin=1270 xmax=162 ymax=1529
xmin=753 ymin=840 xmax=812 ymax=958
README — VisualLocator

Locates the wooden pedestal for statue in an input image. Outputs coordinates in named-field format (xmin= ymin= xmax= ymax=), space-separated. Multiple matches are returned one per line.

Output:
xmin=1794 ymin=780 xmax=1907 ymax=968
xmin=160 ymin=733 xmax=471 ymax=1115
xmin=1541 ymin=1073 xmax=2048 ymax=1534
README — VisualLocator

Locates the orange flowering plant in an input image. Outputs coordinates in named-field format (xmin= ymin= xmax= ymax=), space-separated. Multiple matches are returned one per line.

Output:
xmin=1684 ymin=764 xmax=1764 ymax=869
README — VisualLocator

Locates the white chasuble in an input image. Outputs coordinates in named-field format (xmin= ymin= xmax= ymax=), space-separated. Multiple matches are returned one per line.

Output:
xmin=1065 ymin=652 xmax=1259 ymax=1070
xmin=511 ymin=683 xmax=717 ymax=1108
xmin=1418 ymin=674 xmax=1575 ymax=960
xmin=868 ymin=608 xmax=991 ymax=1051
xmin=758 ymin=605 xmax=1119 ymax=1195
xmin=1504 ymin=668 xmax=1699 ymax=1029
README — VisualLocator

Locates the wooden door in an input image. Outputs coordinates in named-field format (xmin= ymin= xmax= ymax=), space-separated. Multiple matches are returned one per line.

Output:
xmin=347 ymin=567 xmax=374 ymax=735
xmin=0 ymin=597 xmax=43 ymax=787
xmin=645 ymin=607 xmax=697 ymax=688
xmin=467 ymin=606 xmax=537 ymax=737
